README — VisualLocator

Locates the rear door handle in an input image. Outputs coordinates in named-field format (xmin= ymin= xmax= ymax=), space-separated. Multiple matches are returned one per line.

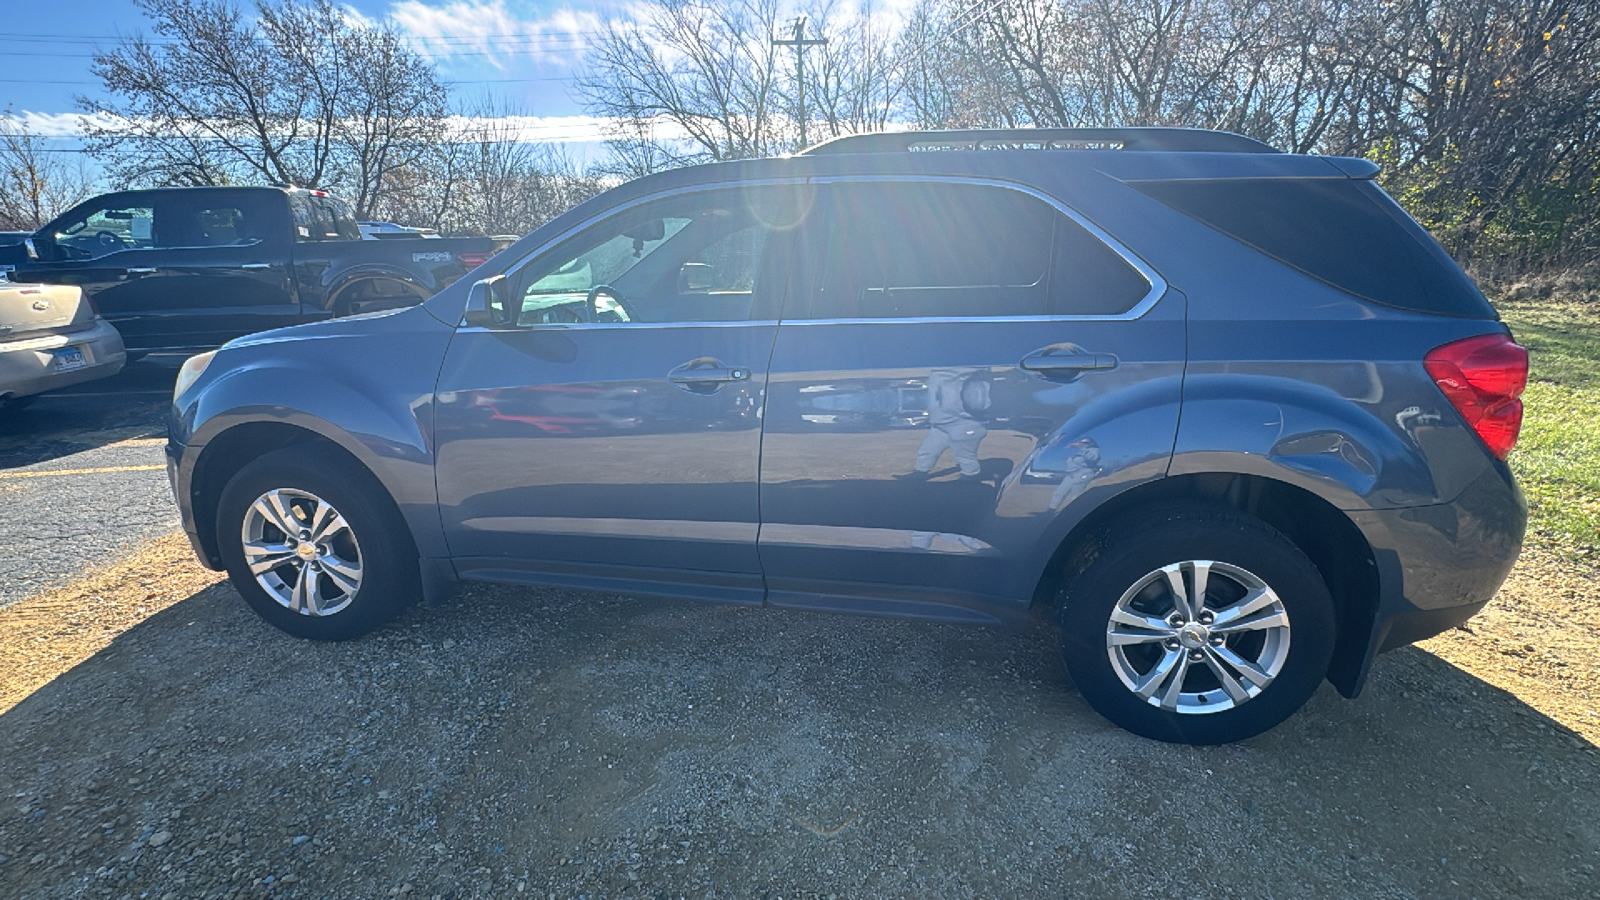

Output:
xmin=126 ymin=267 xmax=157 ymax=275
xmin=1020 ymin=346 xmax=1119 ymax=379
xmin=241 ymin=263 xmax=273 ymax=270
xmin=669 ymin=358 xmax=751 ymax=393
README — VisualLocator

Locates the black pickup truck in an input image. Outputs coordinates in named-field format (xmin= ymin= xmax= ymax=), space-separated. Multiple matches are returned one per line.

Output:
xmin=0 ymin=186 xmax=495 ymax=353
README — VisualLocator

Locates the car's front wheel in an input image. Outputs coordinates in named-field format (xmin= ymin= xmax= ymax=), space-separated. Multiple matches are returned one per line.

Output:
xmin=216 ymin=445 xmax=419 ymax=640
xmin=1057 ymin=503 xmax=1336 ymax=744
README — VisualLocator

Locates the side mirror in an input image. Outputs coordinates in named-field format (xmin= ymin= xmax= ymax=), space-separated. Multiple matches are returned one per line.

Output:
xmin=462 ymin=275 xmax=511 ymax=328
xmin=23 ymin=237 xmax=40 ymax=261
xmin=678 ymin=262 xmax=714 ymax=293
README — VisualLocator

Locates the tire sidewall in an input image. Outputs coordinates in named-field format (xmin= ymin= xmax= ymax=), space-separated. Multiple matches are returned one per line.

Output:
xmin=216 ymin=448 xmax=416 ymax=640
xmin=1059 ymin=509 xmax=1336 ymax=744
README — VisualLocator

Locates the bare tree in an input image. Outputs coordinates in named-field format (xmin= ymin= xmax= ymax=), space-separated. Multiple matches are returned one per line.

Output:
xmin=578 ymin=0 xmax=905 ymax=171
xmin=82 ymin=0 xmax=448 ymax=217
xmin=0 ymin=116 xmax=96 ymax=231
xmin=371 ymin=99 xmax=605 ymax=237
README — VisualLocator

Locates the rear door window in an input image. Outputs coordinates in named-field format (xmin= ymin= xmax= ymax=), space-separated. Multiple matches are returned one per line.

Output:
xmin=156 ymin=192 xmax=279 ymax=248
xmin=1128 ymin=177 xmax=1495 ymax=317
xmin=803 ymin=182 xmax=1150 ymax=319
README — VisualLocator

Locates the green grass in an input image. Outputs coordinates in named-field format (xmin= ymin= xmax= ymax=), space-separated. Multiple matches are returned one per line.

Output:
xmin=1499 ymin=297 xmax=1600 ymax=563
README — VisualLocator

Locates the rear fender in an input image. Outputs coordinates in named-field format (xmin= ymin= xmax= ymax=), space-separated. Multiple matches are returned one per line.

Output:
xmin=1170 ymin=372 xmax=1473 ymax=509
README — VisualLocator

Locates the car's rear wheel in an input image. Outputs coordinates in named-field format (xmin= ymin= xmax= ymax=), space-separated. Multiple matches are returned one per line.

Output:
xmin=216 ymin=445 xmax=419 ymax=640
xmin=1057 ymin=503 xmax=1335 ymax=744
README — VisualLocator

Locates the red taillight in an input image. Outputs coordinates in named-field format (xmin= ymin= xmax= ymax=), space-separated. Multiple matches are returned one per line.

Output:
xmin=456 ymin=251 xmax=491 ymax=270
xmin=1423 ymin=333 xmax=1529 ymax=459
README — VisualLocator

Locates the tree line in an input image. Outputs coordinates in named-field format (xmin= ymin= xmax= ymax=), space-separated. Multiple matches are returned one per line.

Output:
xmin=2 ymin=0 xmax=1595 ymax=277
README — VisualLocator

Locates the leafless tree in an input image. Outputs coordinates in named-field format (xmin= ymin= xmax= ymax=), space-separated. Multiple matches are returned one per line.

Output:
xmin=0 ymin=117 xmax=97 ymax=231
xmin=82 ymin=0 xmax=448 ymax=217
xmin=371 ymin=99 xmax=605 ymax=237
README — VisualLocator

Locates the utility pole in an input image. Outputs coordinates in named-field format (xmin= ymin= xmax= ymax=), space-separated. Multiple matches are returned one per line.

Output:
xmin=773 ymin=17 xmax=827 ymax=148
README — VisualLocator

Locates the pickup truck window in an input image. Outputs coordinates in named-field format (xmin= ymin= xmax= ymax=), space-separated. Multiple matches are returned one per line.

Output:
xmin=288 ymin=193 xmax=362 ymax=242
xmin=160 ymin=192 xmax=277 ymax=248
xmin=52 ymin=202 xmax=156 ymax=260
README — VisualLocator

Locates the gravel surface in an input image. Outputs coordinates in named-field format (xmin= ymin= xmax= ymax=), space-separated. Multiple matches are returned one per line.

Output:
xmin=0 ymin=539 xmax=1596 ymax=899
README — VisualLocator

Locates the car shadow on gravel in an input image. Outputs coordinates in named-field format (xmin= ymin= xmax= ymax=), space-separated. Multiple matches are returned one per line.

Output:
xmin=2 ymin=581 xmax=1597 ymax=900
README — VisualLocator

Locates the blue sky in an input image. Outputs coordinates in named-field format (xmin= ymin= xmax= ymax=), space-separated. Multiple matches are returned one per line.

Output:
xmin=0 ymin=0 xmax=627 ymax=164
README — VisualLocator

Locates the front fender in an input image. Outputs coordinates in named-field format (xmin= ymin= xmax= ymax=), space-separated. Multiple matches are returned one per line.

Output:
xmin=175 ymin=311 xmax=454 ymax=558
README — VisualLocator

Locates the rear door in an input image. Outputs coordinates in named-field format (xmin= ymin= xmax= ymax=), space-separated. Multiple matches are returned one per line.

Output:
xmin=433 ymin=183 xmax=809 ymax=602
xmin=124 ymin=189 xmax=298 ymax=349
xmin=757 ymin=178 xmax=1186 ymax=619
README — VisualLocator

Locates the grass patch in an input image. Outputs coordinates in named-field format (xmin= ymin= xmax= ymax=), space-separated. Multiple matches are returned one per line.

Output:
xmin=1498 ymin=297 xmax=1600 ymax=563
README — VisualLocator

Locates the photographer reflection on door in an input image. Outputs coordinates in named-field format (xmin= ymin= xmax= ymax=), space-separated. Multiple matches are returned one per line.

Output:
xmin=907 ymin=368 xmax=992 ymax=479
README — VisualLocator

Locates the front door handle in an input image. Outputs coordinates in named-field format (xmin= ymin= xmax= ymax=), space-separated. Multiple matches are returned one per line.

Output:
xmin=1020 ymin=345 xmax=1119 ymax=380
xmin=126 ymin=267 xmax=158 ymax=275
xmin=669 ymin=357 xmax=751 ymax=393
xmin=241 ymin=262 xmax=273 ymax=270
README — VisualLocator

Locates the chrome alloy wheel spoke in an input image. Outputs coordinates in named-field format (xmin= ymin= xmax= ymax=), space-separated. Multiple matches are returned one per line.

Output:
xmin=291 ymin=561 xmax=322 ymax=615
xmin=318 ymin=554 xmax=361 ymax=596
xmin=242 ymin=540 xmax=297 ymax=575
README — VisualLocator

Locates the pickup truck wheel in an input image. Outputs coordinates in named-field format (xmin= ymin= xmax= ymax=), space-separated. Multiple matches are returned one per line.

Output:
xmin=1056 ymin=503 xmax=1335 ymax=744
xmin=334 ymin=278 xmax=423 ymax=317
xmin=216 ymin=445 xmax=419 ymax=640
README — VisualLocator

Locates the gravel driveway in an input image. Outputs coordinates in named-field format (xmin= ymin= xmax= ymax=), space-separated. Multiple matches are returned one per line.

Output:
xmin=1 ymin=563 xmax=1597 ymax=899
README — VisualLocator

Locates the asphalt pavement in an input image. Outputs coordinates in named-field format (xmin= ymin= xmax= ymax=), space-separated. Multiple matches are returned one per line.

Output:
xmin=0 ymin=356 xmax=186 ymax=607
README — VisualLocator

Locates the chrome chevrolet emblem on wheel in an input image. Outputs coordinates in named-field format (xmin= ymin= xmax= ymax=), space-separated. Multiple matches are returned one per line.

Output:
xmin=1106 ymin=560 xmax=1291 ymax=715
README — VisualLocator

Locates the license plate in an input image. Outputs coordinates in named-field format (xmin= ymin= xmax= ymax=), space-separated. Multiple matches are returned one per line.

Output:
xmin=53 ymin=346 xmax=87 ymax=372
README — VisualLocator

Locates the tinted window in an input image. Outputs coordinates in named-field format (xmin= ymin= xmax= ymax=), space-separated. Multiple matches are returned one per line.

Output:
xmin=807 ymin=182 xmax=1148 ymax=319
xmin=158 ymin=192 xmax=277 ymax=248
xmin=513 ymin=185 xmax=808 ymax=326
xmin=1130 ymin=177 xmax=1494 ymax=317
xmin=291 ymin=194 xmax=363 ymax=242
xmin=50 ymin=201 xmax=156 ymax=260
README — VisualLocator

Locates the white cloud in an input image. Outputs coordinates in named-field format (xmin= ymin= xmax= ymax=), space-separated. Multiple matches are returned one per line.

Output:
xmin=1 ymin=109 xmax=673 ymax=147
xmin=0 ymin=111 xmax=123 ymax=138
xmin=387 ymin=1 xmax=608 ymax=69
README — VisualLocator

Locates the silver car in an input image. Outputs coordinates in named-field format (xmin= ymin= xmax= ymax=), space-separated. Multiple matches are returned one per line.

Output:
xmin=0 ymin=282 xmax=126 ymax=406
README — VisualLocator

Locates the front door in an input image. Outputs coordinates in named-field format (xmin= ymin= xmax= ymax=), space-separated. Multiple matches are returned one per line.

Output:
xmin=433 ymin=183 xmax=809 ymax=603
xmin=757 ymin=179 xmax=1185 ymax=620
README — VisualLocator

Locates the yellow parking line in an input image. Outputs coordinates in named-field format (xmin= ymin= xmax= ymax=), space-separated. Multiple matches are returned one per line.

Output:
xmin=0 ymin=464 xmax=166 ymax=480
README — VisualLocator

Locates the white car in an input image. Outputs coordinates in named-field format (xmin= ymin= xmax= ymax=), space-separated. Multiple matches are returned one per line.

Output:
xmin=0 ymin=281 xmax=126 ymax=406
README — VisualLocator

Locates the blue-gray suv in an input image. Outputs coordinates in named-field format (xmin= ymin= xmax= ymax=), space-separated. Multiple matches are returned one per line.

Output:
xmin=167 ymin=128 xmax=1528 ymax=744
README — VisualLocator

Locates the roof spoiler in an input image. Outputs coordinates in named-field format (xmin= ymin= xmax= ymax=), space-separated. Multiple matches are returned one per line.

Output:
xmin=1324 ymin=156 xmax=1381 ymax=179
xmin=800 ymin=127 xmax=1279 ymax=155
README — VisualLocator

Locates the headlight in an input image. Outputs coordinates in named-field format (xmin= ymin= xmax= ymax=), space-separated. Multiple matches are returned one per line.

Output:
xmin=174 ymin=350 xmax=218 ymax=399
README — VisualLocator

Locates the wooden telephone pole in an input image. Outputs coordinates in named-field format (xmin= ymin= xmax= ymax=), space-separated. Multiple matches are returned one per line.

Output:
xmin=773 ymin=17 xmax=827 ymax=148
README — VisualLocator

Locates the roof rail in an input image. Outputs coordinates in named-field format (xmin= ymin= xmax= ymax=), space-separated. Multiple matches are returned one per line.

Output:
xmin=800 ymin=127 xmax=1278 ymax=155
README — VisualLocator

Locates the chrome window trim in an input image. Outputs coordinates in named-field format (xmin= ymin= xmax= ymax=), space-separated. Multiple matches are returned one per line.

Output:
xmin=801 ymin=174 xmax=1168 ymax=323
xmin=456 ymin=319 xmax=779 ymax=334
xmin=465 ymin=173 xmax=1167 ymax=330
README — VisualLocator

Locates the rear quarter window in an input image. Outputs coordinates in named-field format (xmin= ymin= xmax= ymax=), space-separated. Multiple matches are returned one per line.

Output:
xmin=1129 ymin=177 xmax=1495 ymax=318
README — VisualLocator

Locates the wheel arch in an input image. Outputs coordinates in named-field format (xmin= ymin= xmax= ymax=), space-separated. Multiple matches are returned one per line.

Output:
xmin=187 ymin=421 xmax=420 ymax=570
xmin=323 ymin=267 xmax=431 ymax=315
xmin=1034 ymin=471 xmax=1380 ymax=698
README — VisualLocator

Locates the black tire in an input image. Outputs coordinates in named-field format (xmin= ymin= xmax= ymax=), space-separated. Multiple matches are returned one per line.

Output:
xmin=216 ymin=444 xmax=419 ymax=640
xmin=1057 ymin=503 xmax=1335 ymax=744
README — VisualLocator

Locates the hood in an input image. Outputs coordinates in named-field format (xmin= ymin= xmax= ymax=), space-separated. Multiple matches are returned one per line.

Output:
xmin=0 ymin=283 xmax=96 ymax=340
